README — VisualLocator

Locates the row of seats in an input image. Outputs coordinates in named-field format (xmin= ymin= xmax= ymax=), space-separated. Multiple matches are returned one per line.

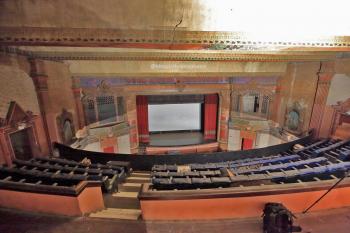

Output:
xmin=230 ymin=161 xmax=350 ymax=183
xmin=312 ymin=139 xmax=350 ymax=156
xmin=153 ymin=161 xmax=350 ymax=190
xmin=150 ymin=139 xmax=350 ymax=190
xmin=152 ymin=177 xmax=231 ymax=190
xmin=2 ymin=157 xmax=129 ymax=193
xmin=151 ymin=154 xmax=294 ymax=173
xmin=152 ymin=169 xmax=222 ymax=178
xmin=151 ymin=139 xmax=336 ymax=173
xmin=32 ymin=157 xmax=130 ymax=173
xmin=232 ymin=157 xmax=329 ymax=175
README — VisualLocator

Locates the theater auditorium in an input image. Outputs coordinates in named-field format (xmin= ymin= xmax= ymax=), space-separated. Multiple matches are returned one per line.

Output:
xmin=0 ymin=1 xmax=350 ymax=232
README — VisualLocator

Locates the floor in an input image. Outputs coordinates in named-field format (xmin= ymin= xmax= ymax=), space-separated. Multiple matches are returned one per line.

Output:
xmin=1 ymin=206 xmax=350 ymax=233
xmin=149 ymin=132 xmax=204 ymax=146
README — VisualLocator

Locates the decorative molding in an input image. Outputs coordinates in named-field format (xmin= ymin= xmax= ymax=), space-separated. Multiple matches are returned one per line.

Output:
xmin=76 ymin=76 xmax=229 ymax=88
xmin=0 ymin=46 xmax=340 ymax=62
xmin=1 ymin=27 xmax=350 ymax=50
xmin=284 ymin=101 xmax=305 ymax=135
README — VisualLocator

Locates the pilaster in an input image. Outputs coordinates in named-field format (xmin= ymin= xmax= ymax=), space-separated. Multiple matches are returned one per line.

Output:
xmin=218 ymin=90 xmax=231 ymax=151
xmin=309 ymin=62 xmax=335 ymax=138
xmin=29 ymin=58 xmax=52 ymax=152
xmin=125 ymin=94 xmax=139 ymax=153
xmin=71 ymin=77 xmax=86 ymax=128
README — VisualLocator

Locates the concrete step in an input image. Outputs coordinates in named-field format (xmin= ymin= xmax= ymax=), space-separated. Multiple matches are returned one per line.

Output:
xmin=122 ymin=182 xmax=143 ymax=187
xmin=131 ymin=172 xmax=150 ymax=177
xmin=104 ymin=196 xmax=140 ymax=209
xmin=126 ymin=176 xmax=150 ymax=181
xmin=112 ymin=191 xmax=139 ymax=198
xmin=90 ymin=208 xmax=141 ymax=220
xmin=119 ymin=185 xmax=141 ymax=192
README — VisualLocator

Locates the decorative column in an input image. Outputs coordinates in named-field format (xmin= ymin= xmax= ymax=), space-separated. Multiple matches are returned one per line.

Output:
xmin=29 ymin=58 xmax=52 ymax=153
xmin=218 ymin=91 xmax=230 ymax=151
xmin=126 ymin=94 xmax=139 ymax=153
xmin=71 ymin=77 xmax=86 ymax=128
xmin=309 ymin=63 xmax=334 ymax=138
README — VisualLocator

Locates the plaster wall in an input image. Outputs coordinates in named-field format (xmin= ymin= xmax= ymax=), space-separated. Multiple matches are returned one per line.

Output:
xmin=0 ymin=53 xmax=39 ymax=118
xmin=228 ymin=129 xmax=241 ymax=151
xmin=326 ymin=74 xmax=350 ymax=105
xmin=117 ymin=134 xmax=131 ymax=154
xmin=272 ymin=62 xmax=319 ymax=132
xmin=44 ymin=60 xmax=78 ymax=143
xmin=255 ymin=133 xmax=282 ymax=148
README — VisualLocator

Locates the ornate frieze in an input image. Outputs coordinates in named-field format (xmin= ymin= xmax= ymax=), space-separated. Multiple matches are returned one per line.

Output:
xmin=1 ymin=27 xmax=350 ymax=50
xmin=0 ymin=45 xmax=339 ymax=62
xmin=74 ymin=76 xmax=281 ymax=88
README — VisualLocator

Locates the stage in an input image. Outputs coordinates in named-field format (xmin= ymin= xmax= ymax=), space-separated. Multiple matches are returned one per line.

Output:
xmin=149 ymin=132 xmax=205 ymax=147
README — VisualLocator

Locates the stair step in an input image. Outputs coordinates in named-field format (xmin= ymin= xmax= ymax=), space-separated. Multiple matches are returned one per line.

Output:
xmin=113 ymin=191 xmax=139 ymax=198
xmin=122 ymin=183 xmax=143 ymax=187
xmin=90 ymin=208 xmax=141 ymax=220
xmin=126 ymin=177 xmax=150 ymax=181
xmin=103 ymin=195 xmax=140 ymax=209
xmin=131 ymin=174 xmax=150 ymax=178
xmin=132 ymin=171 xmax=150 ymax=175
xmin=119 ymin=185 xmax=141 ymax=192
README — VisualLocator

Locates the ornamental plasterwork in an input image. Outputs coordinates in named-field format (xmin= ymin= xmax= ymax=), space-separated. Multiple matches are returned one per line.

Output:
xmin=284 ymin=101 xmax=306 ymax=135
xmin=1 ymin=27 xmax=350 ymax=49
xmin=0 ymin=46 xmax=338 ymax=62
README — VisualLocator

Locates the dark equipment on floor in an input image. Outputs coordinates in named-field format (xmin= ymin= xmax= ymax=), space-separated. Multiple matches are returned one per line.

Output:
xmin=262 ymin=203 xmax=302 ymax=233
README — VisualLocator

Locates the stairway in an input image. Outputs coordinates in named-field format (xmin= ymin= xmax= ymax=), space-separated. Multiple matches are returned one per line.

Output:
xmin=89 ymin=171 xmax=150 ymax=220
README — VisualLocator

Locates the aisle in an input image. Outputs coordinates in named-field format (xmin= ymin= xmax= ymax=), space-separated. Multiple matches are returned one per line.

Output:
xmin=89 ymin=171 xmax=150 ymax=220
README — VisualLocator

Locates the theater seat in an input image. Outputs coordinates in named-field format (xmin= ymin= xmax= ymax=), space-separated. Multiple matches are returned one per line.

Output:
xmin=166 ymin=165 xmax=178 ymax=172
xmin=152 ymin=165 xmax=167 ymax=172
xmin=210 ymin=177 xmax=231 ymax=188
xmin=152 ymin=178 xmax=172 ymax=190
xmin=168 ymin=172 xmax=184 ymax=178
xmin=172 ymin=178 xmax=192 ymax=189
xmin=152 ymin=171 xmax=169 ymax=178
xmin=183 ymin=171 xmax=201 ymax=177
xmin=191 ymin=177 xmax=212 ymax=189
xmin=199 ymin=170 xmax=221 ymax=177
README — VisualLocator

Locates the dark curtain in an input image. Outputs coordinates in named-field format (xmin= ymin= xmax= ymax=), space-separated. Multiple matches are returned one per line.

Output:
xmin=204 ymin=94 xmax=218 ymax=140
xmin=136 ymin=95 xmax=150 ymax=143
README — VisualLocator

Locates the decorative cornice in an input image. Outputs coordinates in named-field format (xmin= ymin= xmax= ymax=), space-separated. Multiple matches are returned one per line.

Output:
xmin=0 ymin=46 xmax=339 ymax=62
xmin=1 ymin=27 xmax=350 ymax=52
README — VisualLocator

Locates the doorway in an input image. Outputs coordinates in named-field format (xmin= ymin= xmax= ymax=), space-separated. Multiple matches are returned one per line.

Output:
xmin=10 ymin=128 xmax=34 ymax=160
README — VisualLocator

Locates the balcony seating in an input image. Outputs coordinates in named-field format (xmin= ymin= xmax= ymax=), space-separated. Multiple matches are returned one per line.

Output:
xmin=293 ymin=139 xmax=329 ymax=153
xmin=230 ymin=154 xmax=300 ymax=168
xmin=233 ymin=157 xmax=328 ymax=174
xmin=10 ymin=157 xmax=127 ymax=193
xmin=339 ymin=149 xmax=350 ymax=161
xmin=191 ymin=177 xmax=212 ymax=188
xmin=0 ymin=166 xmax=101 ymax=197
xmin=312 ymin=139 xmax=350 ymax=156
xmin=151 ymin=154 xmax=285 ymax=172
xmin=150 ymin=139 xmax=350 ymax=191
